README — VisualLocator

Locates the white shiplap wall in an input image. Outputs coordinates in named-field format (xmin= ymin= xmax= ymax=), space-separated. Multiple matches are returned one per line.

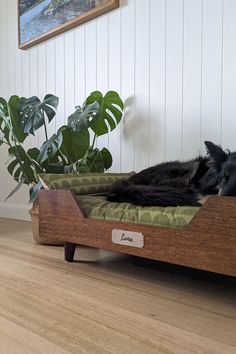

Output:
xmin=1 ymin=0 xmax=236 ymax=220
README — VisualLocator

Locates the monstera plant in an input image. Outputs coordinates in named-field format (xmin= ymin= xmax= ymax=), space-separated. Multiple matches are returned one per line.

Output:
xmin=0 ymin=91 xmax=123 ymax=203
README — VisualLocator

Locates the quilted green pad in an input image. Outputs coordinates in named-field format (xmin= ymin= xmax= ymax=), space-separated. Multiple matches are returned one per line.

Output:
xmin=40 ymin=172 xmax=200 ymax=228
xmin=78 ymin=195 xmax=200 ymax=229
xmin=39 ymin=172 xmax=135 ymax=195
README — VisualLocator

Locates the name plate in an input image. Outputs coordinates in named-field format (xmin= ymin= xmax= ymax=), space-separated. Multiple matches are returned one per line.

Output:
xmin=112 ymin=229 xmax=144 ymax=248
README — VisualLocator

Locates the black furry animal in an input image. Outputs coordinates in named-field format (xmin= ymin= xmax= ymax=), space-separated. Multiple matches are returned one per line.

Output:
xmin=107 ymin=141 xmax=236 ymax=207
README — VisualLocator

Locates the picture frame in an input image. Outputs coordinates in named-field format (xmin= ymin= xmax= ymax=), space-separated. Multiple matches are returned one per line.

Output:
xmin=18 ymin=0 xmax=119 ymax=50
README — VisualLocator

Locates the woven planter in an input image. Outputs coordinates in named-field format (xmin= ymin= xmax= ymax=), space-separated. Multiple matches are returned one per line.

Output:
xmin=29 ymin=200 xmax=63 ymax=245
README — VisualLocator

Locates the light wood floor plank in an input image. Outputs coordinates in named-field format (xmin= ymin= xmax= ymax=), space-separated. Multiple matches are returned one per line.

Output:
xmin=0 ymin=218 xmax=236 ymax=354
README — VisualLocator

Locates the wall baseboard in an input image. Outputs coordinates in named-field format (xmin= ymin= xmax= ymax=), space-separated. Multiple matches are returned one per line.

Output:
xmin=0 ymin=203 xmax=30 ymax=221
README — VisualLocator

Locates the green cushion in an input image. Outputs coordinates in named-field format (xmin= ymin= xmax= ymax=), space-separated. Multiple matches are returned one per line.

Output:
xmin=39 ymin=172 xmax=135 ymax=195
xmin=78 ymin=195 xmax=200 ymax=229
xmin=39 ymin=172 xmax=199 ymax=228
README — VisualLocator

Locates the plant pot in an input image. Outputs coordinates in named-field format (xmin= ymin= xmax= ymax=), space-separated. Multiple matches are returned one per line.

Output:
xmin=29 ymin=200 xmax=64 ymax=245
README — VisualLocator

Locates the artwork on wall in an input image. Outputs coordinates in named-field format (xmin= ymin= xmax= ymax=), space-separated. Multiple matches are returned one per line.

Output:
xmin=18 ymin=0 xmax=119 ymax=50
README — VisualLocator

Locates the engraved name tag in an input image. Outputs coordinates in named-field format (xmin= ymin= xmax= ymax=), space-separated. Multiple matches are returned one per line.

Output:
xmin=112 ymin=229 xmax=144 ymax=248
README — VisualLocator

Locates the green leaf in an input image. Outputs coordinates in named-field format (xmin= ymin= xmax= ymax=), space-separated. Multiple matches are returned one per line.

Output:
xmin=37 ymin=132 xmax=63 ymax=164
xmin=45 ymin=162 xmax=65 ymax=174
xmin=59 ymin=126 xmax=89 ymax=162
xmin=0 ymin=132 xmax=3 ymax=146
xmin=5 ymin=178 xmax=25 ymax=201
xmin=7 ymin=158 xmax=19 ymax=176
xmin=77 ymin=148 xmax=105 ymax=173
xmin=8 ymin=96 xmax=27 ymax=143
xmin=19 ymin=94 xmax=59 ymax=135
xmin=0 ymin=97 xmax=8 ymax=117
xmin=27 ymin=148 xmax=44 ymax=174
xmin=77 ymin=165 xmax=91 ymax=173
xmin=41 ymin=94 xmax=59 ymax=123
xmin=86 ymin=91 xmax=124 ymax=137
xmin=100 ymin=148 xmax=112 ymax=170
xmin=68 ymin=101 xmax=99 ymax=132
xmin=27 ymin=147 xmax=40 ymax=161
xmin=0 ymin=97 xmax=11 ymax=138
xmin=29 ymin=181 xmax=42 ymax=204
xmin=7 ymin=145 xmax=37 ymax=184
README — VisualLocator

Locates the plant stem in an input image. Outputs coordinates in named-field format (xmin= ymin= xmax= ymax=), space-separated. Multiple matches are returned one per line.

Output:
xmin=91 ymin=133 xmax=97 ymax=150
xmin=44 ymin=122 xmax=48 ymax=141
xmin=89 ymin=151 xmax=102 ymax=172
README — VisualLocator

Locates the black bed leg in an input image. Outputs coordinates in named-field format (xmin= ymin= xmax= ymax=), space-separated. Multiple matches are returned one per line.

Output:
xmin=64 ymin=242 xmax=76 ymax=262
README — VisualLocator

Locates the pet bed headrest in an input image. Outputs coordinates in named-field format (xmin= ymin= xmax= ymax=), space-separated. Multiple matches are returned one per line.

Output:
xmin=39 ymin=172 xmax=135 ymax=195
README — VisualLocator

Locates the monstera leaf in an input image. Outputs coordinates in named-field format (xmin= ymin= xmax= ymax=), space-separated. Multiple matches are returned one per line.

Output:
xmin=0 ymin=99 xmax=10 ymax=143
xmin=37 ymin=132 xmax=63 ymax=164
xmin=29 ymin=181 xmax=43 ymax=203
xmin=0 ymin=97 xmax=8 ymax=116
xmin=0 ymin=97 xmax=9 ymax=131
xmin=59 ymin=126 xmax=89 ymax=162
xmin=77 ymin=147 xmax=112 ymax=173
xmin=8 ymin=96 xmax=27 ymax=143
xmin=19 ymin=94 xmax=59 ymax=135
xmin=0 ymin=90 xmax=124 ymax=202
xmin=0 ymin=96 xmax=27 ymax=143
xmin=85 ymin=91 xmax=124 ymax=137
xmin=7 ymin=145 xmax=37 ymax=184
xmin=68 ymin=101 xmax=99 ymax=132
xmin=5 ymin=178 xmax=26 ymax=201
xmin=100 ymin=147 xmax=112 ymax=170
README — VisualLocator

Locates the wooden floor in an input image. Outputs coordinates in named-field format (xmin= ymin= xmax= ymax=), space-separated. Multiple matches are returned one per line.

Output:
xmin=0 ymin=219 xmax=236 ymax=354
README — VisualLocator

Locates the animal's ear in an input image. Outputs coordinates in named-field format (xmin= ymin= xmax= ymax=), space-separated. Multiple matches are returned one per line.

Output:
xmin=204 ymin=141 xmax=228 ymax=163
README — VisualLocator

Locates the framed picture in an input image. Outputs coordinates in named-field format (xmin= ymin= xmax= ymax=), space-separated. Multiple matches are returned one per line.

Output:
xmin=18 ymin=0 xmax=119 ymax=50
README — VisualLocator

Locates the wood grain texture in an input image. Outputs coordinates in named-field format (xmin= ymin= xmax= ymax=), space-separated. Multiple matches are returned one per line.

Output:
xmin=0 ymin=217 xmax=236 ymax=353
xmin=39 ymin=190 xmax=236 ymax=277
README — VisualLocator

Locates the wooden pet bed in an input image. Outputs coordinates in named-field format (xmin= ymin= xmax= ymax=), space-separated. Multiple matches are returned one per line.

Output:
xmin=39 ymin=190 xmax=236 ymax=277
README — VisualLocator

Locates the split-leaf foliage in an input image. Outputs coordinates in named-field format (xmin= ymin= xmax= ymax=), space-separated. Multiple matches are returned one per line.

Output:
xmin=0 ymin=91 xmax=123 ymax=202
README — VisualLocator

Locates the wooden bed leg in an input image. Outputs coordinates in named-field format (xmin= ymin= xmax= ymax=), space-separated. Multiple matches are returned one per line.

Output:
xmin=64 ymin=242 xmax=76 ymax=262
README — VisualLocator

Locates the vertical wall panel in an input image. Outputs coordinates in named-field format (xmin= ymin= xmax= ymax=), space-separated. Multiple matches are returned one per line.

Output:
xmin=29 ymin=46 xmax=39 ymax=147
xmin=7 ymin=0 xmax=16 ymax=95
xmin=120 ymin=0 xmax=135 ymax=172
xmin=0 ymin=8 xmax=3 ymax=96
xmin=134 ymin=0 xmax=150 ymax=171
xmin=96 ymin=16 xmax=109 ymax=152
xmin=1 ymin=0 xmax=29 ymax=210
xmin=222 ymin=0 xmax=236 ymax=150
xmin=85 ymin=22 xmax=97 ymax=95
xmin=22 ymin=52 xmax=30 ymax=97
xmin=1 ymin=0 xmax=236 ymax=219
xmin=55 ymin=35 xmax=65 ymax=128
xmin=201 ymin=0 xmax=223 ymax=151
xmin=85 ymin=21 xmax=97 ymax=159
xmin=64 ymin=31 xmax=75 ymax=119
xmin=165 ymin=0 xmax=184 ymax=160
xmin=1 ymin=0 xmax=9 ymax=99
xmin=0 ymin=0 xmax=6 ymax=204
xmin=149 ymin=0 xmax=166 ymax=165
xmin=14 ymin=0 xmax=23 ymax=97
xmin=74 ymin=26 xmax=86 ymax=106
xmin=37 ymin=43 xmax=47 ymax=146
xmin=182 ymin=0 xmax=202 ymax=158
xmin=46 ymin=40 xmax=56 ymax=137
xmin=15 ymin=46 xmax=23 ymax=96
xmin=108 ymin=9 xmax=121 ymax=172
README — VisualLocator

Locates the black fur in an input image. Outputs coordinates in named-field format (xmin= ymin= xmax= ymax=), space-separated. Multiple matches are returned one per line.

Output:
xmin=107 ymin=141 xmax=235 ymax=207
